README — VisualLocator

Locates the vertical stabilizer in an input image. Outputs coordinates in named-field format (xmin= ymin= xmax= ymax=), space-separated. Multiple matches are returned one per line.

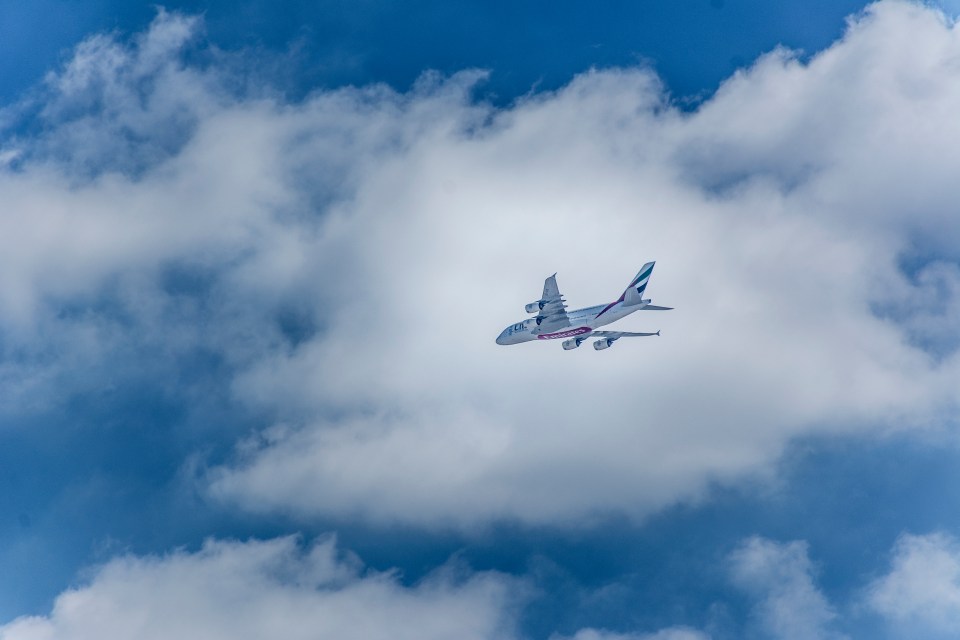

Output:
xmin=623 ymin=261 xmax=655 ymax=305
xmin=595 ymin=261 xmax=659 ymax=318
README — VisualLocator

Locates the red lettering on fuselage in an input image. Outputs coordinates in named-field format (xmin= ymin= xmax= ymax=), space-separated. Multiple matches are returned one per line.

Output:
xmin=537 ymin=326 xmax=592 ymax=340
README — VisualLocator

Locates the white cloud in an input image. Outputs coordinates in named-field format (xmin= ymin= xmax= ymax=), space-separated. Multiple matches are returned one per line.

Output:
xmin=729 ymin=537 xmax=845 ymax=640
xmin=866 ymin=532 xmax=960 ymax=636
xmin=0 ymin=2 xmax=959 ymax=529
xmin=0 ymin=536 xmax=522 ymax=640
xmin=31 ymin=9 xmax=212 ymax=174
xmin=207 ymin=1 xmax=960 ymax=527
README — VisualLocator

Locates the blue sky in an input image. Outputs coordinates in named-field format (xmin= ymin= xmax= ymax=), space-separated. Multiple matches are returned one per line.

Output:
xmin=1 ymin=0 xmax=868 ymax=104
xmin=1 ymin=2 xmax=960 ymax=639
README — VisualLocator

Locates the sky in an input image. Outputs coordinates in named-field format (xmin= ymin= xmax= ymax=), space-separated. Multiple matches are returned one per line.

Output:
xmin=1 ymin=1 xmax=960 ymax=639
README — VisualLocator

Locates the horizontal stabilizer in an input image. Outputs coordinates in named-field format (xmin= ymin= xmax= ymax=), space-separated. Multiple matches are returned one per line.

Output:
xmin=639 ymin=305 xmax=673 ymax=311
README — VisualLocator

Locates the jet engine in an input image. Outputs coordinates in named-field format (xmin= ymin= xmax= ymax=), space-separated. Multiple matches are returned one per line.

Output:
xmin=525 ymin=301 xmax=544 ymax=314
xmin=562 ymin=338 xmax=583 ymax=350
xmin=593 ymin=338 xmax=614 ymax=350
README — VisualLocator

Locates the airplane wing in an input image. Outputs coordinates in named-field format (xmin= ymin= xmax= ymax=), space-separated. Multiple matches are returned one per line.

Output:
xmin=591 ymin=330 xmax=660 ymax=338
xmin=535 ymin=274 xmax=571 ymax=332
xmin=540 ymin=273 xmax=563 ymax=308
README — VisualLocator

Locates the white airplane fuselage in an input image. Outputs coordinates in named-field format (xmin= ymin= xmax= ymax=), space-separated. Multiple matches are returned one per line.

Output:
xmin=496 ymin=300 xmax=648 ymax=345
xmin=496 ymin=262 xmax=670 ymax=349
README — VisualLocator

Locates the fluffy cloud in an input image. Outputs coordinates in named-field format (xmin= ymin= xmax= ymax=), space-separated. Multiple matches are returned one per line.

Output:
xmin=729 ymin=537 xmax=845 ymax=640
xmin=0 ymin=536 xmax=522 ymax=640
xmin=866 ymin=532 xmax=960 ymax=637
xmin=1 ymin=2 xmax=959 ymax=531
xmin=207 ymin=1 xmax=960 ymax=527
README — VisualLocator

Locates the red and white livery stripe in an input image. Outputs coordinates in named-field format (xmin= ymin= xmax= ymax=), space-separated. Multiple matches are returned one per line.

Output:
xmin=537 ymin=326 xmax=592 ymax=340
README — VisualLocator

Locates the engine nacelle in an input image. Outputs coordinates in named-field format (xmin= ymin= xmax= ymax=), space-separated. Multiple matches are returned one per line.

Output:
xmin=562 ymin=338 xmax=583 ymax=350
xmin=593 ymin=338 xmax=614 ymax=350
xmin=525 ymin=301 xmax=544 ymax=314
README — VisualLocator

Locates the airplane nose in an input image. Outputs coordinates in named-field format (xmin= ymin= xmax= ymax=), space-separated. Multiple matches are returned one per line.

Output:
xmin=496 ymin=328 xmax=510 ymax=345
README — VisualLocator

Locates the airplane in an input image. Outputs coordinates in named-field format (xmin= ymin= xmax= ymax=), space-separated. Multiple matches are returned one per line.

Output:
xmin=496 ymin=261 xmax=672 ymax=350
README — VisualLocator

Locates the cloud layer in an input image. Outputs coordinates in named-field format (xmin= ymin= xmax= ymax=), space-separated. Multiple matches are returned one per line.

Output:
xmin=2 ymin=3 xmax=959 ymax=534
xmin=5 ymin=3 xmax=960 ymax=638
xmin=726 ymin=531 xmax=960 ymax=640
xmin=866 ymin=532 xmax=960 ymax=637
xmin=730 ymin=537 xmax=845 ymax=640
xmin=0 ymin=536 xmax=521 ymax=640
xmin=8 ymin=530 xmax=960 ymax=640
xmin=206 ymin=1 xmax=960 ymax=527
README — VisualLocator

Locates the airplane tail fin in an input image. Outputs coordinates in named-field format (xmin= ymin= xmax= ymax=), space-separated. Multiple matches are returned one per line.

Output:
xmin=622 ymin=261 xmax=655 ymax=305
